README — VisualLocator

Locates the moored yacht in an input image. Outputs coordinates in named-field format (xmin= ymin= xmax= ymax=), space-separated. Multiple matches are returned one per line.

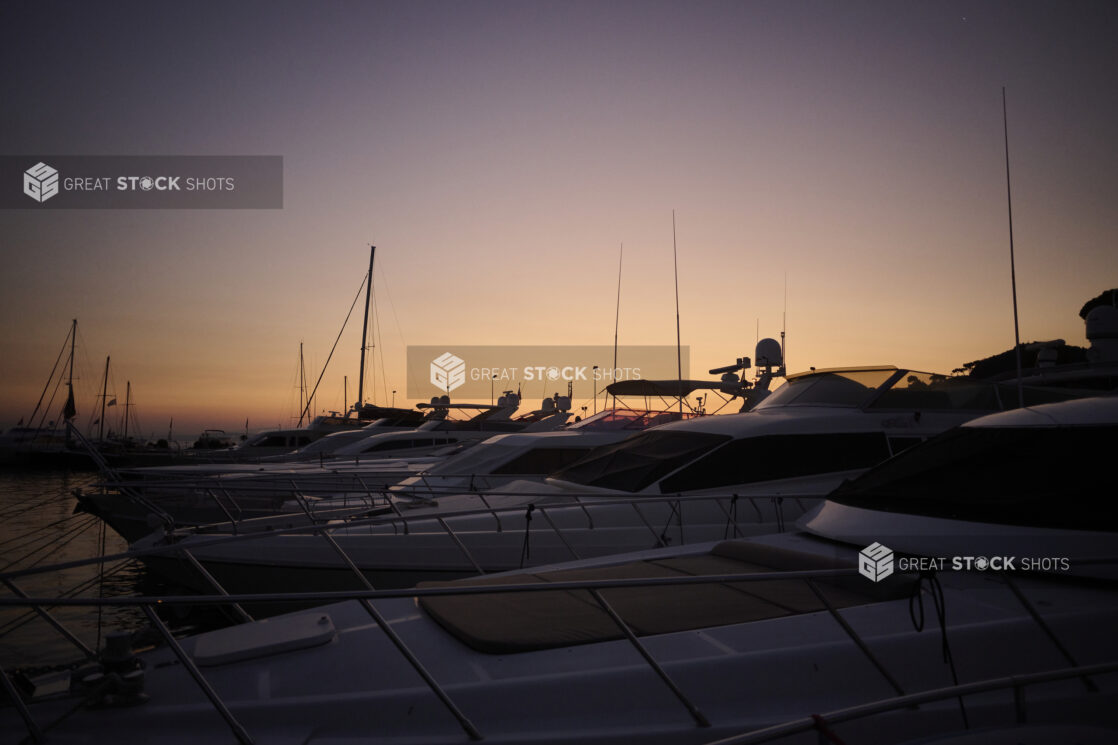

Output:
xmin=126 ymin=365 xmax=1066 ymax=594
xmin=76 ymin=392 xmax=572 ymax=542
xmin=389 ymin=407 xmax=694 ymax=498
xmin=4 ymin=397 xmax=1116 ymax=744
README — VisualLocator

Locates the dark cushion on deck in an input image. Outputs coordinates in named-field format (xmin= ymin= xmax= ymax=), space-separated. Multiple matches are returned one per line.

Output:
xmin=417 ymin=539 xmax=916 ymax=654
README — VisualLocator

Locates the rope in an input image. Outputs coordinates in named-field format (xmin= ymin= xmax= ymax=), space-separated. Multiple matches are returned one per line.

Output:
xmin=299 ymin=273 xmax=367 ymax=423
xmin=0 ymin=515 xmax=100 ymax=572
xmin=0 ymin=560 xmax=134 ymax=639
xmin=22 ymin=323 xmax=73 ymax=432
xmin=723 ymin=494 xmax=739 ymax=540
xmin=0 ymin=507 xmax=89 ymax=553
xmin=376 ymin=259 xmax=415 ymax=398
xmin=0 ymin=493 xmax=75 ymax=525
xmin=519 ymin=504 xmax=535 ymax=568
xmin=659 ymin=500 xmax=682 ymax=545
xmin=909 ymin=571 xmax=969 ymax=729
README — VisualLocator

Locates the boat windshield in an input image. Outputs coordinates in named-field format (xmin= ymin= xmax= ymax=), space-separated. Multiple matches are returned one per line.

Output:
xmin=867 ymin=372 xmax=1002 ymax=410
xmin=829 ymin=424 xmax=1116 ymax=531
xmin=753 ymin=368 xmax=899 ymax=410
xmin=549 ymin=430 xmax=731 ymax=492
xmin=566 ymin=409 xmax=690 ymax=431
xmin=754 ymin=368 xmax=1052 ymax=412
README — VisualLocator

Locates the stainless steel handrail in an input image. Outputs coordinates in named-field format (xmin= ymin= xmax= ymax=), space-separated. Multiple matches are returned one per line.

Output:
xmin=5 ymin=563 xmax=1117 ymax=744
xmin=700 ymin=660 xmax=1118 ymax=745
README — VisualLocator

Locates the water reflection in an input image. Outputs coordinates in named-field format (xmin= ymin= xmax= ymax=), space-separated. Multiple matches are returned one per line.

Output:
xmin=0 ymin=471 xmax=229 ymax=669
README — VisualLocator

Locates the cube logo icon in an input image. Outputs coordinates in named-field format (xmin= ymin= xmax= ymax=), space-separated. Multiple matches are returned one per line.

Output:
xmin=858 ymin=542 xmax=894 ymax=582
xmin=430 ymin=352 xmax=466 ymax=393
xmin=24 ymin=162 xmax=60 ymax=203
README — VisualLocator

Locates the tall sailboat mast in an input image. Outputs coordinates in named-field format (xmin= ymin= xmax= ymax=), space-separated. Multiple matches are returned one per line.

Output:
xmin=123 ymin=381 xmax=131 ymax=439
xmin=1002 ymin=87 xmax=1024 ymax=409
xmin=612 ymin=243 xmax=623 ymax=411
xmin=298 ymin=342 xmax=306 ymax=427
xmin=672 ymin=212 xmax=683 ymax=416
xmin=98 ymin=355 xmax=110 ymax=442
xmin=357 ymin=245 xmax=375 ymax=409
xmin=63 ymin=318 xmax=78 ymax=433
xmin=67 ymin=319 xmax=76 ymax=390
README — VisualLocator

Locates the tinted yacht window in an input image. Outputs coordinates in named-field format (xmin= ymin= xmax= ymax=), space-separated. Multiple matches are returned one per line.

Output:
xmin=659 ymin=432 xmax=890 ymax=493
xmin=492 ymin=447 xmax=594 ymax=475
xmin=362 ymin=437 xmax=454 ymax=453
xmin=551 ymin=431 xmax=731 ymax=492
xmin=830 ymin=425 xmax=1116 ymax=530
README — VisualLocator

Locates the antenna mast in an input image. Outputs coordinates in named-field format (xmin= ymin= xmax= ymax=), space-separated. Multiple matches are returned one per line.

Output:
xmin=782 ymin=272 xmax=787 ymax=373
xmin=1002 ymin=87 xmax=1025 ymax=408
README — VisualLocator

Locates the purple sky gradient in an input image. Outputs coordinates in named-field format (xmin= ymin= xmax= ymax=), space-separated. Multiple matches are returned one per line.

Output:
xmin=1 ymin=1 xmax=1115 ymax=434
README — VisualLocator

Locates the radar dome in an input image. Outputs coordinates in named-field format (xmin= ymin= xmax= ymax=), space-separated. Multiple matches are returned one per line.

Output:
xmin=755 ymin=338 xmax=783 ymax=368
xmin=1086 ymin=305 xmax=1118 ymax=362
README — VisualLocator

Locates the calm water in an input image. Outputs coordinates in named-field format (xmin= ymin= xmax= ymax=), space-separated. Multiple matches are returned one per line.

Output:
xmin=0 ymin=470 xmax=217 ymax=670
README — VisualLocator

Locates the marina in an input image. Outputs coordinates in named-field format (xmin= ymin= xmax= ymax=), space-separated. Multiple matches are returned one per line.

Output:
xmin=2 ymin=201 xmax=1116 ymax=745
xmin=4 ymin=2 xmax=1118 ymax=742
xmin=2 ymin=298 xmax=1117 ymax=742
xmin=1 ymin=396 xmax=1116 ymax=743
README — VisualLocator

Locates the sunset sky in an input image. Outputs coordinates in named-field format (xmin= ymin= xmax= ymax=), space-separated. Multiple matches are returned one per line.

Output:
xmin=1 ymin=1 xmax=1115 ymax=438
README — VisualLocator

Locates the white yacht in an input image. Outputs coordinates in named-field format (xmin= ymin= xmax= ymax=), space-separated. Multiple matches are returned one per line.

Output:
xmin=390 ymin=407 xmax=693 ymax=497
xmin=5 ymin=397 xmax=1115 ymax=744
xmin=76 ymin=393 xmax=573 ymax=542
xmin=128 ymin=366 xmax=1057 ymax=593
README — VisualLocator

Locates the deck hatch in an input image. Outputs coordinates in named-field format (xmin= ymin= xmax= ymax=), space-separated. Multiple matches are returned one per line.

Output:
xmin=192 ymin=611 xmax=337 ymax=666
